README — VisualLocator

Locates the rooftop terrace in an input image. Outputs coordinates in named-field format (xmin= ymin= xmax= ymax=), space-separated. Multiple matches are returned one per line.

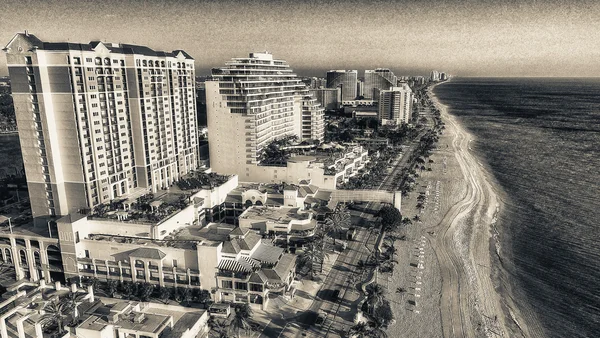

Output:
xmin=240 ymin=207 xmax=311 ymax=223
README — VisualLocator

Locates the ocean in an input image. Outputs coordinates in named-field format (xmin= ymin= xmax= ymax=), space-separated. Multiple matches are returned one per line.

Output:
xmin=434 ymin=78 xmax=600 ymax=338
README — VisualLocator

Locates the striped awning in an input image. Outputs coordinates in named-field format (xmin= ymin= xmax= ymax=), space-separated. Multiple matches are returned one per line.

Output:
xmin=218 ymin=256 xmax=261 ymax=273
xmin=218 ymin=259 xmax=252 ymax=273
xmin=240 ymin=256 xmax=261 ymax=269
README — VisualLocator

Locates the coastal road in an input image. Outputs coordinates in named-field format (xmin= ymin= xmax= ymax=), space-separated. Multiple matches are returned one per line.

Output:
xmin=264 ymin=204 xmax=377 ymax=338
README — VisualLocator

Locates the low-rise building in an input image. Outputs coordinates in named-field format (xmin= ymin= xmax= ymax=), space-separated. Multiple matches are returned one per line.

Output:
xmin=238 ymin=206 xmax=317 ymax=238
xmin=222 ymin=181 xmax=332 ymax=225
xmin=0 ymin=280 xmax=209 ymax=338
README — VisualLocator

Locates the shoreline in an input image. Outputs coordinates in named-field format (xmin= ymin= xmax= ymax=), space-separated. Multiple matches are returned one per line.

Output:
xmin=385 ymin=78 xmax=535 ymax=338
xmin=428 ymin=82 xmax=541 ymax=338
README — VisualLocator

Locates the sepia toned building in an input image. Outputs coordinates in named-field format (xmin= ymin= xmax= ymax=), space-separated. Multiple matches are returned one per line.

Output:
xmin=378 ymin=84 xmax=414 ymax=126
xmin=326 ymin=70 xmax=358 ymax=102
xmin=3 ymin=32 xmax=198 ymax=224
xmin=205 ymin=52 xmax=324 ymax=183
xmin=364 ymin=68 xmax=398 ymax=100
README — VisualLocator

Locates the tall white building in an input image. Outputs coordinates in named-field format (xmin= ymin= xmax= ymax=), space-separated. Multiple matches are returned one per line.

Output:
xmin=206 ymin=52 xmax=323 ymax=178
xmin=3 ymin=32 xmax=198 ymax=222
xmin=378 ymin=84 xmax=414 ymax=126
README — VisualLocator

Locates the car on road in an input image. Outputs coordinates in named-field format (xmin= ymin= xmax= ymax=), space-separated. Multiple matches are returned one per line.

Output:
xmin=315 ymin=310 xmax=327 ymax=327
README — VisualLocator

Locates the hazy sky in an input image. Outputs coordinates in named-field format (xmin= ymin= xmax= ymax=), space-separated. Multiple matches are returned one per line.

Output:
xmin=1 ymin=0 xmax=599 ymax=77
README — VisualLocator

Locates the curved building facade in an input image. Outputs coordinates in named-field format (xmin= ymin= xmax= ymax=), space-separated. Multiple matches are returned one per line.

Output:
xmin=326 ymin=70 xmax=358 ymax=102
xmin=364 ymin=68 xmax=397 ymax=100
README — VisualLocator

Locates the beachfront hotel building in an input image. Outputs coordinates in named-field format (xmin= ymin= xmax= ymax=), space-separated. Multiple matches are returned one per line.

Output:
xmin=326 ymin=70 xmax=358 ymax=102
xmin=205 ymin=52 xmax=326 ymax=184
xmin=0 ymin=172 xmax=298 ymax=309
xmin=378 ymin=84 xmax=414 ymax=126
xmin=3 ymin=32 xmax=198 ymax=224
xmin=364 ymin=68 xmax=398 ymax=100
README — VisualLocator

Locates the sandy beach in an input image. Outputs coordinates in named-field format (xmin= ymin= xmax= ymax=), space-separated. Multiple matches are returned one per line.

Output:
xmin=383 ymin=82 xmax=534 ymax=338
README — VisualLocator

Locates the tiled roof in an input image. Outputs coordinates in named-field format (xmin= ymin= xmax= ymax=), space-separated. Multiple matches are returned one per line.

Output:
xmin=248 ymin=271 xmax=268 ymax=284
xmin=273 ymin=254 xmax=296 ymax=279
xmin=129 ymin=248 xmax=166 ymax=260
xmin=262 ymin=269 xmax=281 ymax=283
xmin=251 ymin=243 xmax=284 ymax=265
xmin=237 ymin=232 xmax=261 ymax=251
xmin=314 ymin=190 xmax=332 ymax=201
xmin=229 ymin=227 xmax=247 ymax=236
xmin=221 ymin=241 xmax=241 ymax=254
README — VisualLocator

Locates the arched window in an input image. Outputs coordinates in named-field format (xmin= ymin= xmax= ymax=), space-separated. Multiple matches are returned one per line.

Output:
xmin=34 ymin=251 xmax=41 ymax=267
xmin=255 ymin=200 xmax=263 ymax=206
xmin=20 ymin=249 xmax=27 ymax=265
xmin=142 ymin=60 xmax=147 ymax=67
xmin=244 ymin=200 xmax=253 ymax=208
xmin=104 ymin=58 xmax=111 ymax=65
xmin=4 ymin=248 xmax=11 ymax=263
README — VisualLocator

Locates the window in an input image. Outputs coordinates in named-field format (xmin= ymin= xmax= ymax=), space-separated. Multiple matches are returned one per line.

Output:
xmin=86 ymin=58 xmax=93 ymax=63
xmin=173 ymin=259 xmax=177 ymax=267
xmin=84 ymin=250 xmax=90 ymax=258
xmin=75 ymin=232 xmax=80 ymax=243
xmin=235 ymin=282 xmax=248 ymax=291
xmin=73 ymin=57 xmax=81 ymax=65
xmin=222 ymin=280 xmax=233 ymax=289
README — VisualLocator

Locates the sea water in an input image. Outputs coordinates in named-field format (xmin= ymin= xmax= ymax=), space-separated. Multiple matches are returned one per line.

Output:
xmin=434 ymin=78 xmax=600 ymax=338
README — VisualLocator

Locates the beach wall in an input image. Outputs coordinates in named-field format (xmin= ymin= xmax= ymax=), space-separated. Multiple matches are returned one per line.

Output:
xmin=327 ymin=190 xmax=400 ymax=209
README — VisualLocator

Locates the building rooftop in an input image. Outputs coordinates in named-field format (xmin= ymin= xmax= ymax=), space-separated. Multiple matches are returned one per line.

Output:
xmin=129 ymin=248 xmax=167 ymax=260
xmin=4 ymin=33 xmax=193 ymax=59
xmin=240 ymin=207 xmax=311 ymax=223
xmin=165 ymin=312 xmax=205 ymax=338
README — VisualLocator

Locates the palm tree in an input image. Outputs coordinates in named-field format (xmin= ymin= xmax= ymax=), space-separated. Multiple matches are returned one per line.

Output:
xmin=39 ymin=298 xmax=73 ymax=335
xmin=300 ymin=240 xmax=329 ymax=279
xmin=324 ymin=205 xmax=351 ymax=245
xmin=209 ymin=318 xmax=230 ymax=338
xmin=159 ymin=287 xmax=171 ymax=304
xmin=106 ymin=279 xmax=118 ymax=297
xmin=348 ymin=322 xmax=370 ymax=338
xmin=63 ymin=291 xmax=87 ymax=325
xmin=181 ymin=287 xmax=193 ymax=306
xmin=121 ymin=281 xmax=135 ymax=299
xmin=365 ymin=283 xmax=386 ymax=315
xmin=229 ymin=303 xmax=254 ymax=338
xmin=367 ymin=317 xmax=389 ymax=338
xmin=138 ymin=282 xmax=154 ymax=302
